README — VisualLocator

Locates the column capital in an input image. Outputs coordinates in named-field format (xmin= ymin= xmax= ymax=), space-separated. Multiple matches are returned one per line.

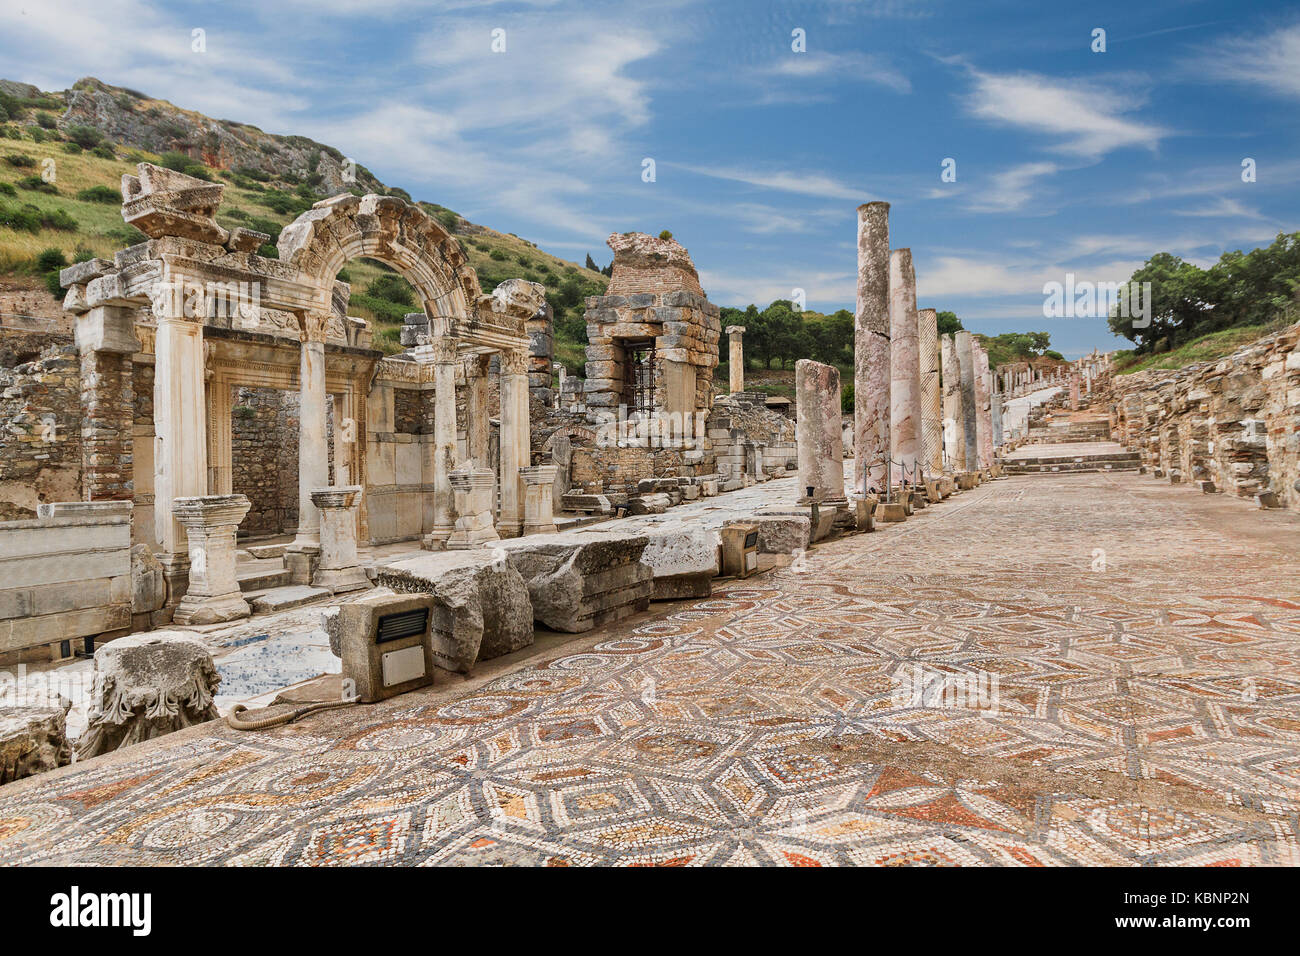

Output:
xmin=501 ymin=349 xmax=529 ymax=376
xmin=297 ymin=310 xmax=331 ymax=344
xmin=726 ymin=325 xmax=746 ymax=336
xmin=430 ymin=339 xmax=458 ymax=364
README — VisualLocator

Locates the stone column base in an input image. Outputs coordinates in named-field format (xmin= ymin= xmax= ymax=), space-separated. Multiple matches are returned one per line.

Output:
xmin=877 ymin=501 xmax=907 ymax=522
xmin=286 ymin=545 xmax=321 ymax=585
xmin=313 ymin=565 xmax=371 ymax=593
xmin=173 ymin=591 xmax=250 ymax=626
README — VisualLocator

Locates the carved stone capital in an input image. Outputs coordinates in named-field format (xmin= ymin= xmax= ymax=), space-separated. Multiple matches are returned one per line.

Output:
xmin=298 ymin=311 xmax=331 ymax=344
xmin=500 ymin=349 xmax=529 ymax=376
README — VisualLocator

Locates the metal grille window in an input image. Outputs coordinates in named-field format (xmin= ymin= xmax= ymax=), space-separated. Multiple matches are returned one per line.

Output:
xmin=621 ymin=339 xmax=655 ymax=415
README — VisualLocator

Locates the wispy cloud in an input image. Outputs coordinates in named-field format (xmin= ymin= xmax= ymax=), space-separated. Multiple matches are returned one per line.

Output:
xmin=768 ymin=50 xmax=910 ymax=94
xmin=1195 ymin=21 xmax=1300 ymax=99
xmin=964 ymin=162 xmax=1060 ymax=213
xmin=962 ymin=68 xmax=1168 ymax=158
xmin=666 ymin=162 xmax=870 ymax=201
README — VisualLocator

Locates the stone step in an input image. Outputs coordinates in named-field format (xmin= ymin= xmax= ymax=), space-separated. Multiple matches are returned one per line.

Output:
xmin=1003 ymin=460 xmax=1141 ymax=474
xmin=247 ymin=585 xmax=332 ymax=614
xmin=238 ymin=568 xmax=291 ymax=593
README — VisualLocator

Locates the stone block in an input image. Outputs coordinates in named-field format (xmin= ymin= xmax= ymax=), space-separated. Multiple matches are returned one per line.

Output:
xmin=376 ymin=551 xmax=534 ymax=671
xmin=0 ymin=698 xmax=71 ymax=785
xmin=498 ymin=531 xmax=653 ymax=633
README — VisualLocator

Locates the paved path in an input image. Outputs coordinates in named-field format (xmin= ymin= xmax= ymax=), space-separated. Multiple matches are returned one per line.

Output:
xmin=2 ymin=473 xmax=1298 ymax=866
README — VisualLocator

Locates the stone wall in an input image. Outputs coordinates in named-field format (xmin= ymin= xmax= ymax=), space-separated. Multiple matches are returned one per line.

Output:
xmin=0 ymin=332 xmax=82 ymax=521
xmin=0 ymin=500 xmax=132 ymax=662
xmin=1107 ymin=322 xmax=1300 ymax=509
xmin=230 ymin=386 xmax=300 ymax=535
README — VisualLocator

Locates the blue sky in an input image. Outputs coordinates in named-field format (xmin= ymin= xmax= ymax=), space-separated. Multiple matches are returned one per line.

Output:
xmin=2 ymin=0 xmax=1298 ymax=358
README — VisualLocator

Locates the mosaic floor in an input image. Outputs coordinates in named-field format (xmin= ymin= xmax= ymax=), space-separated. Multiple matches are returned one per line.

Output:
xmin=2 ymin=472 xmax=1299 ymax=866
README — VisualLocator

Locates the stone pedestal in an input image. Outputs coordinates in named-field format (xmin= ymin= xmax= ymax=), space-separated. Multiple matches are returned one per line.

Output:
xmin=171 ymin=494 xmax=251 ymax=625
xmin=520 ymin=465 xmax=559 ymax=535
xmin=727 ymin=325 xmax=746 ymax=394
xmin=310 ymin=485 xmax=369 ymax=593
xmin=448 ymin=468 xmax=500 ymax=548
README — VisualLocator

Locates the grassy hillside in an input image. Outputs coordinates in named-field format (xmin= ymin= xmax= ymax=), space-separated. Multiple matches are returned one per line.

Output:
xmin=0 ymin=78 xmax=608 ymax=356
xmin=1112 ymin=318 xmax=1294 ymax=375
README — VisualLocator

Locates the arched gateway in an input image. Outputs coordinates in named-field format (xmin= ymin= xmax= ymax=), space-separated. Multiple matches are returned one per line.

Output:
xmin=61 ymin=163 xmax=537 ymax=610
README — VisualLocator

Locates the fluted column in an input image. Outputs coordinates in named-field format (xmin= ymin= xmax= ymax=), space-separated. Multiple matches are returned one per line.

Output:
xmin=940 ymin=334 xmax=965 ymax=472
xmin=853 ymin=201 xmax=891 ymax=496
xmin=919 ymin=308 xmax=942 ymax=473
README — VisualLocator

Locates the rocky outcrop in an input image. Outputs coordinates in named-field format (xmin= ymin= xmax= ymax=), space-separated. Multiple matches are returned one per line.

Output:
xmin=375 ymin=551 xmax=534 ymax=671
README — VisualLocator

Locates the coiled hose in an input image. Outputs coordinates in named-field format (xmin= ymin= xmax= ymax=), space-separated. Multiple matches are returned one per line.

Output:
xmin=225 ymin=697 xmax=359 ymax=730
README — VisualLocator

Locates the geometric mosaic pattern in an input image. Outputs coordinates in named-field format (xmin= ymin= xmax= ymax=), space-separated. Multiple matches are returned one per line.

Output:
xmin=2 ymin=473 xmax=1298 ymax=866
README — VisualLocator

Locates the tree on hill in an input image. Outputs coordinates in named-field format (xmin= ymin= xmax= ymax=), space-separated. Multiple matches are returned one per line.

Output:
xmin=1110 ymin=232 xmax=1300 ymax=353
xmin=936 ymin=310 xmax=963 ymax=337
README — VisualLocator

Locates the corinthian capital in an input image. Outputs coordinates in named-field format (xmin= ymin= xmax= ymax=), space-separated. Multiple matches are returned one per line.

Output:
xmin=297 ymin=311 xmax=331 ymax=344
xmin=500 ymin=349 xmax=529 ymax=376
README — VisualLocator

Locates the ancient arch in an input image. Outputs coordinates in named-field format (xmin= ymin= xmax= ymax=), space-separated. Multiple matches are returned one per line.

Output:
xmin=277 ymin=194 xmax=481 ymax=322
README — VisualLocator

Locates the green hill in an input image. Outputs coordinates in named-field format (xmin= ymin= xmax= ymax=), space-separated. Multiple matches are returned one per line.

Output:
xmin=0 ymin=77 xmax=608 ymax=356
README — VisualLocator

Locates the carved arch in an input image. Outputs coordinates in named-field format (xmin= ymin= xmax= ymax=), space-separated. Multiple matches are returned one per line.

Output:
xmin=277 ymin=194 xmax=482 ymax=321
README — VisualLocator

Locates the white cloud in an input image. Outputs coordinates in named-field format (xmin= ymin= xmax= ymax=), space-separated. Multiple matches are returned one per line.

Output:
xmin=768 ymin=51 xmax=910 ymax=94
xmin=963 ymin=69 xmax=1167 ymax=158
xmin=667 ymin=162 xmax=870 ymax=201
xmin=1198 ymin=21 xmax=1300 ymax=99
xmin=964 ymin=162 xmax=1059 ymax=213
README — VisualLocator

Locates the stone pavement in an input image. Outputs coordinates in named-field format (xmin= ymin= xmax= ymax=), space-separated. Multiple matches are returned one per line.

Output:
xmin=2 ymin=472 xmax=1298 ymax=866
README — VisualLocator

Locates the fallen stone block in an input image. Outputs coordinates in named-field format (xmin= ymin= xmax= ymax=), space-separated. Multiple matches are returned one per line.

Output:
xmin=249 ymin=584 xmax=332 ymax=614
xmin=627 ymin=494 xmax=671 ymax=515
xmin=0 ymin=698 xmax=71 ymax=785
xmin=561 ymin=492 xmax=612 ymax=515
xmin=376 ymin=551 xmax=534 ymax=671
xmin=748 ymin=514 xmax=812 ymax=554
xmin=499 ymin=531 xmax=653 ymax=633
xmin=1257 ymin=491 xmax=1281 ymax=509
xmin=877 ymin=501 xmax=907 ymax=523
xmin=76 ymin=632 xmax=221 ymax=760
xmin=638 ymin=522 xmax=719 ymax=600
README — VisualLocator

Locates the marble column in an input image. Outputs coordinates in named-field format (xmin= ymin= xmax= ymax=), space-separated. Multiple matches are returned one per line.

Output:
xmin=153 ymin=305 xmax=208 ymax=602
xmin=466 ymin=353 xmax=491 ymax=468
xmin=889 ymin=249 xmax=920 ymax=485
xmin=918 ymin=308 xmax=942 ymax=474
xmin=448 ymin=467 xmax=500 ymax=548
xmin=171 ymin=494 xmax=251 ymax=625
xmin=974 ymin=344 xmax=993 ymax=470
xmin=956 ymin=331 xmax=979 ymax=470
xmin=520 ymin=464 xmax=559 ymax=535
xmin=498 ymin=349 xmax=531 ymax=537
xmin=291 ymin=312 xmax=330 ymax=553
xmin=940 ymin=334 xmax=965 ymax=472
xmin=310 ymin=485 xmax=369 ymax=592
xmin=554 ymin=363 xmax=566 ymax=409
xmin=727 ymin=326 xmax=746 ymax=394
xmin=423 ymin=339 xmax=459 ymax=550
xmin=1070 ymin=374 xmax=1081 ymax=410
xmin=795 ymin=359 xmax=844 ymax=502
xmin=854 ymin=201 xmax=891 ymax=496
xmin=991 ymin=391 xmax=1004 ymax=450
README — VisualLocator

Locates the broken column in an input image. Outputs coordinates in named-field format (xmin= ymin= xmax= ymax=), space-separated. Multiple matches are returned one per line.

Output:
xmin=854 ymin=201 xmax=891 ymax=496
xmin=310 ymin=485 xmax=369 ymax=592
xmin=956 ymin=331 xmax=979 ymax=471
xmin=795 ymin=359 xmax=845 ymax=502
xmin=0 ymin=698 xmax=71 ymax=785
xmin=941 ymin=333 xmax=965 ymax=472
xmin=76 ymin=632 xmax=221 ymax=759
xmin=520 ymin=464 xmax=560 ymax=535
xmin=919 ymin=308 xmax=943 ymax=474
xmin=171 ymin=494 xmax=251 ymax=625
xmin=727 ymin=325 xmax=746 ymax=394
xmin=289 ymin=312 xmax=330 ymax=572
xmin=889 ymin=249 xmax=921 ymax=485
xmin=974 ymin=341 xmax=993 ymax=471
xmin=1070 ymin=374 xmax=1081 ymax=410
